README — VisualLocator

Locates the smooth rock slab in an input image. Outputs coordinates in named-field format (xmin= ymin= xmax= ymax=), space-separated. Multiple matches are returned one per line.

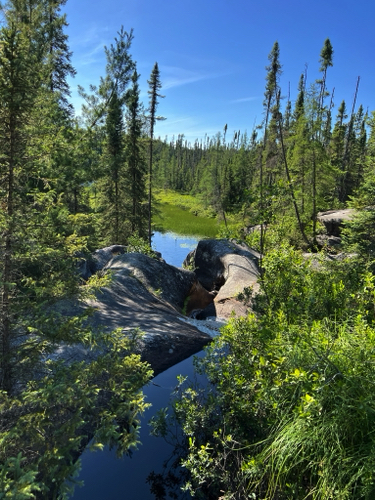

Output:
xmin=85 ymin=253 xmax=211 ymax=375
xmin=56 ymin=252 xmax=211 ymax=376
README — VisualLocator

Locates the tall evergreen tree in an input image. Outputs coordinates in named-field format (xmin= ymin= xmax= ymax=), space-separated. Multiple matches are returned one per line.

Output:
xmin=101 ymin=89 xmax=127 ymax=243
xmin=0 ymin=21 xmax=41 ymax=392
xmin=331 ymin=100 xmax=348 ymax=202
xmin=259 ymin=41 xmax=282 ymax=255
xmin=44 ymin=0 xmax=76 ymax=113
xmin=96 ymin=27 xmax=134 ymax=245
xmin=311 ymin=38 xmax=334 ymax=242
xmin=318 ymin=38 xmax=334 ymax=122
xmin=125 ymin=69 xmax=148 ymax=238
xmin=294 ymin=73 xmax=305 ymax=121
xmin=0 ymin=14 xmax=152 ymax=496
xmin=147 ymin=62 xmax=164 ymax=245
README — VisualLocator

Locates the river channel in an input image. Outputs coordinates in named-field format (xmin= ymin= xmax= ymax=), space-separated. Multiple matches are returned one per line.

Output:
xmin=70 ymin=232 xmax=207 ymax=500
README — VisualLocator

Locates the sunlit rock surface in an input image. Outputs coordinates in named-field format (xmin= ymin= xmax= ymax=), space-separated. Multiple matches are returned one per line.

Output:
xmin=184 ymin=239 xmax=261 ymax=319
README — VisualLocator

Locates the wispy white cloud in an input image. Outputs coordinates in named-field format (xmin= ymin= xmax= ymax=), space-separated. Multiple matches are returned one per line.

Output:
xmin=230 ymin=96 xmax=259 ymax=103
xmin=160 ymin=65 xmax=223 ymax=90
xmin=69 ymin=24 xmax=113 ymax=68
xmin=76 ymin=42 xmax=107 ymax=66
xmin=70 ymin=24 xmax=110 ymax=48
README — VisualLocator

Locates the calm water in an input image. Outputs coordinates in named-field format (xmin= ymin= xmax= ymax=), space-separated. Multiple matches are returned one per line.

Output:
xmin=152 ymin=231 xmax=200 ymax=267
xmin=70 ymin=232 xmax=203 ymax=500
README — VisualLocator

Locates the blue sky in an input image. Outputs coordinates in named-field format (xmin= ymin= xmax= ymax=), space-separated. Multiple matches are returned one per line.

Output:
xmin=64 ymin=0 xmax=375 ymax=143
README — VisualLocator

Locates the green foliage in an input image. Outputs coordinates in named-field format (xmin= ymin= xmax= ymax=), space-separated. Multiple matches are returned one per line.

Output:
xmin=2 ymin=6 xmax=375 ymax=498
xmin=159 ymin=246 xmax=375 ymax=499
xmin=126 ymin=234 xmax=157 ymax=258
xmin=0 ymin=8 xmax=153 ymax=498
xmin=0 ymin=454 xmax=40 ymax=499
xmin=1 ymin=328 xmax=152 ymax=499
xmin=342 ymin=208 xmax=375 ymax=261
xmin=154 ymin=201 xmax=221 ymax=238
xmin=125 ymin=69 xmax=148 ymax=239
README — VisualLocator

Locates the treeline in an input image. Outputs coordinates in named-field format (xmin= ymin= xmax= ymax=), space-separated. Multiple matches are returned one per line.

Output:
xmin=152 ymin=40 xmax=372 ymax=248
xmin=148 ymin=41 xmax=375 ymax=499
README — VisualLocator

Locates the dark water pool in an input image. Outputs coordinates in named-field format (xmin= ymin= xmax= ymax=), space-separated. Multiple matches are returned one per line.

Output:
xmin=70 ymin=232 xmax=203 ymax=499
xmin=71 ymin=352 xmax=205 ymax=500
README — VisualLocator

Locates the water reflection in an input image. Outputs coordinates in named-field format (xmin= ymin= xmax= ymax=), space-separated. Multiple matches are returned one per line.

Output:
xmin=71 ymin=352 xmax=206 ymax=499
xmin=151 ymin=231 xmax=200 ymax=268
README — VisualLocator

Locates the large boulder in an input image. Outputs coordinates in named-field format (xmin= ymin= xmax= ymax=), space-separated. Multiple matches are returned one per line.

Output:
xmin=106 ymin=252 xmax=195 ymax=312
xmin=57 ymin=252 xmax=211 ymax=376
xmin=317 ymin=209 xmax=355 ymax=237
xmin=184 ymin=239 xmax=261 ymax=319
xmin=77 ymin=245 xmax=127 ymax=280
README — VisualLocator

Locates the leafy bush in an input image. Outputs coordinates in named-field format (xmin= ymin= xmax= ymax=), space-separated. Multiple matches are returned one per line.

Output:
xmin=0 ymin=328 xmax=152 ymax=499
xmin=126 ymin=234 xmax=157 ymax=258
xmin=159 ymin=245 xmax=375 ymax=499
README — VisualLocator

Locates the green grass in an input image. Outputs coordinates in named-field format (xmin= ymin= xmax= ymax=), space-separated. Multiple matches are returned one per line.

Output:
xmin=153 ymin=189 xmax=249 ymax=239
xmin=154 ymin=189 xmax=217 ymax=218
xmin=153 ymin=202 xmax=221 ymax=238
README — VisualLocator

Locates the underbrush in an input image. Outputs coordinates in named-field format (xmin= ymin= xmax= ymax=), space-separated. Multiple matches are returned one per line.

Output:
xmin=153 ymin=245 xmax=375 ymax=499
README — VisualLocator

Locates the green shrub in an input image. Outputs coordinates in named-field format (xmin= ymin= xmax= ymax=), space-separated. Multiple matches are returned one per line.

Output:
xmin=157 ymin=245 xmax=375 ymax=499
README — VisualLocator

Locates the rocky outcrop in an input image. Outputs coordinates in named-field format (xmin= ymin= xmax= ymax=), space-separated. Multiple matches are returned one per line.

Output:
xmin=317 ymin=209 xmax=355 ymax=237
xmin=106 ymin=252 xmax=196 ymax=312
xmin=77 ymin=245 xmax=164 ymax=281
xmin=316 ymin=234 xmax=342 ymax=248
xmin=184 ymin=239 xmax=261 ymax=319
xmin=65 ymin=240 xmax=262 ymax=375
xmin=58 ymin=252 xmax=211 ymax=376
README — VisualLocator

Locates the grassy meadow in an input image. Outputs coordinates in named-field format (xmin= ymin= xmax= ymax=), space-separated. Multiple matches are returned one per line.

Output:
xmin=153 ymin=190 xmax=222 ymax=238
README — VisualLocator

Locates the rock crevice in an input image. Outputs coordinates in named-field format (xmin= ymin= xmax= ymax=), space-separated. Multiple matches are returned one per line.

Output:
xmin=183 ymin=239 xmax=260 ymax=319
xmin=67 ymin=239 xmax=261 ymax=375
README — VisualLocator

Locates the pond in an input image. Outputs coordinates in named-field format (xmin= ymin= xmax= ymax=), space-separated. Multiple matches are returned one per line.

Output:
xmin=152 ymin=231 xmax=200 ymax=268
xmin=70 ymin=231 xmax=206 ymax=500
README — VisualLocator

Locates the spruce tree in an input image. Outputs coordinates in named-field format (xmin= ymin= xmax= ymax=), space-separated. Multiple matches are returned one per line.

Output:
xmin=294 ymin=73 xmax=305 ymax=121
xmin=44 ymin=0 xmax=76 ymax=113
xmin=318 ymin=38 xmax=334 ymax=115
xmin=125 ymin=69 xmax=148 ymax=238
xmin=101 ymin=88 xmax=127 ymax=243
xmin=0 ymin=14 xmax=152 ymax=496
xmin=96 ymin=27 xmax=134 ymax=245
xmin=310 ymin=39 xmax=334 ymax=243
xmin=259 ymin=41 xmax=282 ymax=255
xmin=147 ymin=62 xmax=164 ymax=246
xmin=331 ymin=100 xmax=348 ymax=202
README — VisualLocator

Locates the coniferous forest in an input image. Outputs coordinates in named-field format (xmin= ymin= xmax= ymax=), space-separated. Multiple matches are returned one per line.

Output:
xmin=2 ymin=0 xmax=375 ymax=498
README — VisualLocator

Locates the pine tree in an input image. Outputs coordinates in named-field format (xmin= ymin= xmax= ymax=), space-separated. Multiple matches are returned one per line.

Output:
xmin=101 ymin=88 xmax=127 ymax=243
xmin=259 ymin=41 xmax=282 ymax=255
xmin=331 ymin=100 xmax=348 ymax=202
xmin=147 ymin=62 xmax=164 ymax=246
xmin=311 ymin=38 xmax=334 ymax=242
xmin=0 ymin=14 xmax=152 ymax=496
xmin=294 ymin=73 xmax=305 ymax=121
xmin=0 ymin=16 xmax=43 ymax=392
xmin=318 ymin=38 xmax=334 ymax=124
